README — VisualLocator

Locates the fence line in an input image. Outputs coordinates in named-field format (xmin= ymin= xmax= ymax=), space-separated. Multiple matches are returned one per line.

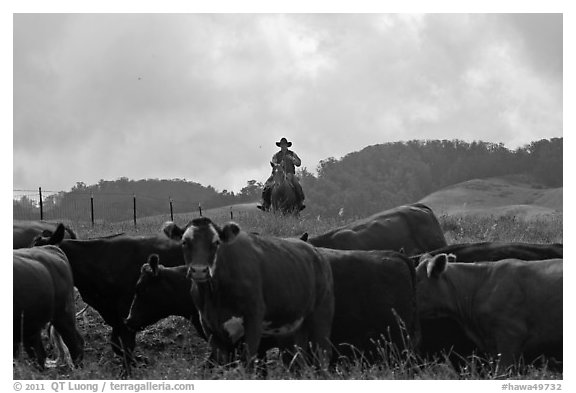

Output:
xmin=13 ymin=189 xmax=205 ymax=204
xmin=13 ymin=189 xmax=210 ymax=227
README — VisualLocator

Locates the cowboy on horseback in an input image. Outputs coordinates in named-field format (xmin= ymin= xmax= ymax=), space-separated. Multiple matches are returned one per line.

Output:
xmin=259 ymin=137 xmax=306 ymax=211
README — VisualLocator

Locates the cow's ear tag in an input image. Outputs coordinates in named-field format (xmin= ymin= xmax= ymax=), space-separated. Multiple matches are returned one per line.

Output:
xmin=221 ymin=222 xmax=241 ymax=243
xmin=141 ymin=264 xmax=152 ymax=275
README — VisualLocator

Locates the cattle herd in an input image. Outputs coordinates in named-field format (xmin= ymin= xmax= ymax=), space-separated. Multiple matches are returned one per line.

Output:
xmin=12 ymin=203 xmax=563 ymax=377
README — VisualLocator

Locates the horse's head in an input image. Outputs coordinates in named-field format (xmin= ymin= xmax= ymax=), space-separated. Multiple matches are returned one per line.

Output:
xmin=271 ymin=162 xmax=287 ymax=185
xmin=269 ymin=161 xmax=299 ymax=215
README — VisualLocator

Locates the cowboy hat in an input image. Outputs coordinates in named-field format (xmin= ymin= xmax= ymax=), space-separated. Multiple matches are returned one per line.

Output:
xmin=276 ymin=137 xmax=292 ymax=147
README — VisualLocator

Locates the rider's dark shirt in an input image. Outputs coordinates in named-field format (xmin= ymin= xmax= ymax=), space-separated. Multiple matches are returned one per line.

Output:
xmin=272 ymin=150 xmax=300 ymax=174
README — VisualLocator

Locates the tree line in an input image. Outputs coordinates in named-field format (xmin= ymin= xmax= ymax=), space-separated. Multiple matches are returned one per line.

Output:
xmin=300 ymin=138 xmax=562 ymax=218
xmin=13 ymin=138 xmax=562 ymax=222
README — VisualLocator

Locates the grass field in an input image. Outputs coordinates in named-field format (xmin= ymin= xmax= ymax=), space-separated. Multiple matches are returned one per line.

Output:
xmin=13 ymin=204 xmax=563 ymax=380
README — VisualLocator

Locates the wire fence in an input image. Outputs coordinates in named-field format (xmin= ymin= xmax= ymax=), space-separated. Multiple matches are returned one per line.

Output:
xmin=13 ymin=188 xmax=215 ymax=226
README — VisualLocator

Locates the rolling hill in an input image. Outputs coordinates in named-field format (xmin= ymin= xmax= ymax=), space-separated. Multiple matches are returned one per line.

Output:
xmin=419 ymin=175 xmax=562 ymax=219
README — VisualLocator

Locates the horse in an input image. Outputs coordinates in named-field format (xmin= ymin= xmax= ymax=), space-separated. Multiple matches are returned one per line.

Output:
xmin=270 ymin=162 xmax=300 ymax=215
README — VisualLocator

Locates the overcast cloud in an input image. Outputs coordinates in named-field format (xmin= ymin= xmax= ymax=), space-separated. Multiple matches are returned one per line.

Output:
xmin=13 ymin=13 xmax=563 ymax=193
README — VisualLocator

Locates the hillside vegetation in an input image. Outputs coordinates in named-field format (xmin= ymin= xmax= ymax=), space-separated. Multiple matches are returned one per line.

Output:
xmin=14 ymin=138 xmax=562 ymax=223
xmin=301 ymin=138 xmax=562 ymax=218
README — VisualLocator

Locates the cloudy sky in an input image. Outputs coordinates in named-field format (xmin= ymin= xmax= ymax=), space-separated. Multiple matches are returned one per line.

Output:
xmin=13 ymin=13 xmax=563 ymax=194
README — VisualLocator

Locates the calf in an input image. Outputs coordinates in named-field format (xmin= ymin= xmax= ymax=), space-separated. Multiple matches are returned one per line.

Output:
xmin=124 ymin=254 xmax=204 ymax=339
xmin=13 ymin=230 xmax=84 ymax=367
xmin=416 ymin=253 xmax=562 ymax=369
xmin=163 ymin=218 xmax=334 ymax=366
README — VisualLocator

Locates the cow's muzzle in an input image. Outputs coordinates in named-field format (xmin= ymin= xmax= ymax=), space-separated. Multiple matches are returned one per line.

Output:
xmin=187 ymin=265 xmax=211 ymax=282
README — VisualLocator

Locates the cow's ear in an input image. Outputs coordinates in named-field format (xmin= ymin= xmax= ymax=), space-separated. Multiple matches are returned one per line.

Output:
xmin=48 ymin=223 xmax=66 ymax=245
xmin=300 ymin=232 xmax=309 ymax=242
xmin=148 ymin=254 xmax=160 ymax=276
xmin=162 ymin=222 xmax=184 ymax=240
xmin=427 ymin=253 xmax=448 ymax=278
xmin=447 ymin=253 xmax=457 ymax=263
xmin=221 ymin=222 xmax=241 ymax=243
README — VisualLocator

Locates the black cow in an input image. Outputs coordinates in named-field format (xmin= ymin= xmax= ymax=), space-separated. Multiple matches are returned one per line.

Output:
xmin=412 ymin=242 xmax=563 ymax=365
xmin=305 ymin=203 xmax=447 ymax=255
xmin=14 ymin=226 xmax=84 ymax=368
xmin=13 ymin=220 xmax=77 ymax=249
xmin=126 ymin=248 xmax=418 ymax=364
xmin=124 ymin=254 xmax=205 ymax=339
xmin=162 ymin=218 xmax=334 ymax=367
xmin=416 ymin=253 xmax=562 ymax=371
xmin=311 ymin=247 xmax=419 ymax=362
xmin=31 ymin=224 xmax=185 ymax=361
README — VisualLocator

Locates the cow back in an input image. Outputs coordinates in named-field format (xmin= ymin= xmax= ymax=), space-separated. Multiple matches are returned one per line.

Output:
xmin=13 ymin=220 xmax=77 ymax=249
xmin=308 ymin=203 xmax=447 ymax=255
xmin=414 ymin=242 xmax=563 ymax=264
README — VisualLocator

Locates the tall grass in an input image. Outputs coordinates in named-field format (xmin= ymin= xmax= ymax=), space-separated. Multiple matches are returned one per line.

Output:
xmin=13 ymin=209 xmax=563 ymax=380
xmin=440 ymin=214 xmax=562 ymax=244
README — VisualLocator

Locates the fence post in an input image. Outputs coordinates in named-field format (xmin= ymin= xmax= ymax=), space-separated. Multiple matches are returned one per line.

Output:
xmin=133 ymin=194 xmax=137 ymax=227
xmin=90 ymin=193 xmax=94 ymax=227
xmin=169 ymin=197 xmax=174 ymax=222
xmin=198 ymin=203 xmax=202 ymax=217
xmin=230 ymin=206 xmax=233 ymax=220
xmin=38 ymin=187 xmax=44 ymax=220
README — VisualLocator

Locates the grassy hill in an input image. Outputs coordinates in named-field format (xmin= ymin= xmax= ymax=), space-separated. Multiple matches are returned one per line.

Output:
xmin=419 ymin=175 xmax=562 ymax=219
